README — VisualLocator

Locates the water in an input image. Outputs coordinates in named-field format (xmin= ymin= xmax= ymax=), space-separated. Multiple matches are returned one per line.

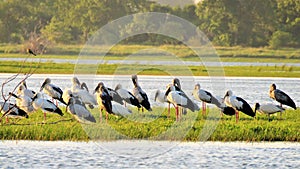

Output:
xmin=0 ymin=141 xmax=299 ymax=168
xmin=1 ymin=57 xmax=300 ymax=67
xmin=0 ymin=74 xmax=299 ymax=107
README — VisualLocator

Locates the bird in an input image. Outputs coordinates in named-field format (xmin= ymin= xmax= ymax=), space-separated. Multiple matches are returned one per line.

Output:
xmin=131 ymin=74 xmax=152 ymax=112
xmin=94 ymin=82 xmax=113 ymax=122
xmin=165 ymin=84 xmax=197 ymax=121
xmin=254 ymin=103 xmax=285 ymax=121
xmin=9 ymin=92 xmax=35 ymax=114
xmin=31 ymin=93 xmax=63 ymax=121
xmin=62 ymin=88 xmax=73 ymax=106
xmin=269 ymin=84 xmax=296 ymax=110
xmin=154 ymin=89 xmax=168 ymax=104
xmin=106 ymin=87 xmax=124 ymax=105
xmin=66 ymin=95 xmax=96 ymax=123
xmin=40 ymin=78 xmax=67 ymax=106
xmin=111 ymin=101 xmax=132 ymax=117
xmin=224 ymin=90 xmax=255 ymax=123
xmin=71 ymin=78 xmax=97 ymax=109
xmin=214 ymin=96 xmax=236 ymax=116
xmin=27 ymin=48 xmax=36 ymax=56
xmin=115 ymin=84 xmax=141 ymax=109
xmin=0 ymin=101 xmax=28 ymax=123
xmin=192 ymin=83 xmax=221 ymax=116
xmin=17 ymin=81 xmax=35 ymax=99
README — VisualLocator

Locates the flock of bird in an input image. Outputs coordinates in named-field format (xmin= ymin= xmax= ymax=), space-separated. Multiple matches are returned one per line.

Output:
xmin=0 ymin=74 xmax=297 ymax=124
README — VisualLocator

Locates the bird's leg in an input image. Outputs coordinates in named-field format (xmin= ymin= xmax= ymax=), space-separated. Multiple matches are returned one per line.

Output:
xmin=268 ymin=114 xmax=271 ymax=122
xmin=168 ymin=103 xmax=170 ymax=118
xmin=202 ymin=102 xmax=206 ymax=116
xmin=175 ymin=106 xmax=178 ymax=121
xmin=142 ymin=107 xmax=144 ymax=113
xmin=5 ymin=116 xmax=9 ymax=123
xmin=99 ymin=109 xmax=103 ymax=123
xmin=44 ymin=112 xmax=47 ymax=122
xmin=235 ymin=110 xmax=239 ymax=123
xmin=106 ymin=111 xmax=108 ymax=123
xmin=56 ymin=100 xmax=58 ymax=107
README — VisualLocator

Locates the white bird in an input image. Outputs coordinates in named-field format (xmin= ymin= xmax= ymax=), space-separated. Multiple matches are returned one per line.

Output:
xmin=254 ymin=103 xmax=285 ymax=121
xmin=131 ymin=74 xmax=152 ymax=112
xmin=154 ymin=89 xmax=168 ymax=104
xmin=224 ymin=90 xmax=255 ymax=123
xmin=94 ymin=82 xmax=113 ymax=122
xmin=165 ymin=84 xmax=198 ymax=121
xmin=17 ymin=82 xmax=35 ymax=99
xmin=0 ymin=101 xmax=28 ymax=123
xmin=71 ymin=78 xmax=97 ymax=109
xmin=9 ymin=92 xmax=35 ymax=113
xmin=66 ymin=96 xmax=96 ymax=123
xmin=115 ymin=84 xmax=141 ymax=109
xmin=40 ymin=78 xmax=67 ymax=105
xmin=62 ymin=88 xmax=73 ymax=105
xmin=112 ymin=101 xmax=132 ymax=117
xmin=269 ymin=84 xmax=296 ymax=110
xmin=192 ymin=83 xmax=221 ymax=116
xmin=32 ymin=93 xmax=63 ymax=121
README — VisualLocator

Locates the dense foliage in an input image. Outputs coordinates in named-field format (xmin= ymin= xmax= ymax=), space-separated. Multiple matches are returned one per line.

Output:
xmin=0 ymin=0 xmax=299 ymax=47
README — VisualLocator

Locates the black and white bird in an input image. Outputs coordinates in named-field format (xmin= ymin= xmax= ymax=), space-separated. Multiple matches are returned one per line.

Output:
xmin=192 ymin=83 xmax=221 ymax=116
xmin=115 ymin=84 xmax=141 ymax=109
xmin=71 ymin=78 xmax=97 ymax=109
xmin=9 ymin=92 xmax=35 ymax=114
xmin=131 ymin=74 xmax=152 ymax=112
xmin=32 ymin=93 xmax=63 ymax=121
xmin=224 ymin=90 xmax=255 ymax=123
xmin=269 ymin=84 xmax=296 ymax=110
xmin=94 ymin=82 xmax=113 ymax=122
xmin=0 ymin=101 xmax=28 ymax=123
xmin=254 ymin=103 xmax=285 ymax=121
xmin=215 ymin=96 xmax=236 ymax=116
xmin=40 ymin=78 xmax=67 ymax=105
xmin=66 ymin=96 xmax=96 ymax=123
xmin=165 ymin=84 xmax=198 ymax=121
xmin=107 ymin=87 xmax=124 ymax=105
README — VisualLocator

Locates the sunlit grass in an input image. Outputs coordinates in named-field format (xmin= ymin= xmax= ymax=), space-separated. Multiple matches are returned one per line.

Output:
xmin=0 ymin=107 xmax=299 ymax=141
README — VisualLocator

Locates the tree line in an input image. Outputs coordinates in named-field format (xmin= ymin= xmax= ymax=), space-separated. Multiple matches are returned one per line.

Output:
xmin=0 ymin=0 xmax=299 ymax=48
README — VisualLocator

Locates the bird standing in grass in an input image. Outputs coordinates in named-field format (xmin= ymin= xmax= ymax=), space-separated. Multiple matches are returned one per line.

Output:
xmin=254 ymin=103 xmax=285 ymax=121
xmin=269 ymin=84 xmax=296 ymax=110
xmin=40 ymin=78 xmax=67 ymax=106
xmin=27 ymin=48 xmax=36 ymax=56
xmin=131 ymin=74 xmax=152 ymax=112
xmin=192 ymin=83 xmax=221 ymax=116
xmin=224 ymin=90 xmax=255 ymax=123
xmin=94 ymin=82 xmax=113 ymax=123
xmin=0 ymin=101 xmax=28 ymax=123
xmin=115 ymin=84 xmax=141 ymax=109
xmin=66 ymin=95 xmax=96 ymax=123
xmin=31 ymin=93 xmax=63 ymax=121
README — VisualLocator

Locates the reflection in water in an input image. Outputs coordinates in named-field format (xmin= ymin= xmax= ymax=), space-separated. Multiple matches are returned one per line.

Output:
xmin=0 ymin=141 xmax=299 ymax=168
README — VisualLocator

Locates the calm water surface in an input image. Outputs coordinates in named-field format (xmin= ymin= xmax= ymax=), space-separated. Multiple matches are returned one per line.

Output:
xmin=0 ymin=141 xmax=299 ymax=168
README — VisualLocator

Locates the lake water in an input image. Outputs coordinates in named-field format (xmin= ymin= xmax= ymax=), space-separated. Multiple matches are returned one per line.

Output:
xmin=0 ymin=141 xmax=299 ymax=168
xmin=0 ymin=74 xmax=299 ymax=107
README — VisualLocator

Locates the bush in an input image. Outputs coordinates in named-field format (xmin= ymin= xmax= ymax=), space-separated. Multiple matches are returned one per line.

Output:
xmin=269 ymin=31 xmax=293 ymax=49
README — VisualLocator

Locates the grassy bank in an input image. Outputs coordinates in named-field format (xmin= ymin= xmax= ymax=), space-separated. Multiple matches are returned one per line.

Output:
xmin=0 ymin=107 xmax=299 ymax=141
xmin=1 ymin=44 xmax=300 ymax=62
xmin=0 ymin=61 xmax=299 ymax=77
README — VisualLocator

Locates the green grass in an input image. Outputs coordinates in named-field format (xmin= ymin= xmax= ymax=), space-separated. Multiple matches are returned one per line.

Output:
xmin=0 ymin=60 xmax=299 ymax=77
xmin=0 ymin=44 xmax=300 ymax=63
xmin=0 ymin=107 xmax=299 ymax=141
